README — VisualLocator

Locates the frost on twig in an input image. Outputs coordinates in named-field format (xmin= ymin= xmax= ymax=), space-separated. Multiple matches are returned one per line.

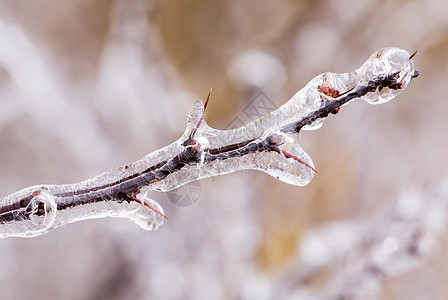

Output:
xmin=0 ymin=47 xmax=418 ymax=238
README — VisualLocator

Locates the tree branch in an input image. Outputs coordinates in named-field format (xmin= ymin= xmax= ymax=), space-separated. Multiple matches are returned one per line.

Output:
xmin=0 ymin=47 xmax=418 ymax=239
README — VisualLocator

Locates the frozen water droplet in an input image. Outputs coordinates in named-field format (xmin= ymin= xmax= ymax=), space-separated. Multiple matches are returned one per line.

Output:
xmin=358 ymin=48 xmax=415 ymax=105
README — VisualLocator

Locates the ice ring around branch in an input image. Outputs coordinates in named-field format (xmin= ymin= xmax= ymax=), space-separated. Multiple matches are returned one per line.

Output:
xmin=0 ymin=47 xmax=418 ymax=238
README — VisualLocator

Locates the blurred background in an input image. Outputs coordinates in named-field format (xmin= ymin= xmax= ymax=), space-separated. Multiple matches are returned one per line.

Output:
xmin=0 ymin=0 xmax=447 ymax=299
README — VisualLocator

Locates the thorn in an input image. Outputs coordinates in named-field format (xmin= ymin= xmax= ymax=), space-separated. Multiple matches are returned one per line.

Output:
xmin=188 ymin=89 xmax=213 ymax=141
xmin=203 ymin=88 xmax=212 ymax=113
xmin=273 ymin=146 xmax=317 ymax=173
xmin=142 ymin=202 xmax=168 ymax=219
xmin=409 ymin=50 xmax=418 ymax=60
xmin=337 ymin=86 xmax=356 ymax=98
xmin=412 ymin=70 xmax=419 ymax=78
xmin=195 ymin=88 xmax=212 ymax=131
xmin=129 ymin=194 xmax=168 ymax=219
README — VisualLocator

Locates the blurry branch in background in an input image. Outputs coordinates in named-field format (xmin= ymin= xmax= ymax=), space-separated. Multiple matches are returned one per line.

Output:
xmin=291 ymin=181 xmax=447 ymax=299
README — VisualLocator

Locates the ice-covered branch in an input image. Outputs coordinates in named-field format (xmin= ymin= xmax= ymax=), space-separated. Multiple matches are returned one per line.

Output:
xmin=0 ymin=48 xmax=418 ymax=238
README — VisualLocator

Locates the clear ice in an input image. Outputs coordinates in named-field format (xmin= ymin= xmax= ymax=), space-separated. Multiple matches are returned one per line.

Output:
xmin=0 ymin=47 xmax=416 ymax=238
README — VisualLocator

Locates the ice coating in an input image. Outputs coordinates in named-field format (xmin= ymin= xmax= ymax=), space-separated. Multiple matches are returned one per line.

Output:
xmin=0 ymin=184 xmax=165 ymax=238
xmin=152 ymin=48 xmax=416 ymax=190
xmin=150 ymin=102 xmax=315 ymax=192
xmin=0 ymin=47 xmax=417 ymax=238
xmin=0 ymin=189 xmax=57 ymax=238
xmin=357 ymin=48 xmax=415 ymax=104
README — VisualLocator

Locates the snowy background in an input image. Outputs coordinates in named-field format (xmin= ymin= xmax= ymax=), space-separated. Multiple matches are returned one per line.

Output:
xmin=0 ymin=0 xmax=447 ymax=299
